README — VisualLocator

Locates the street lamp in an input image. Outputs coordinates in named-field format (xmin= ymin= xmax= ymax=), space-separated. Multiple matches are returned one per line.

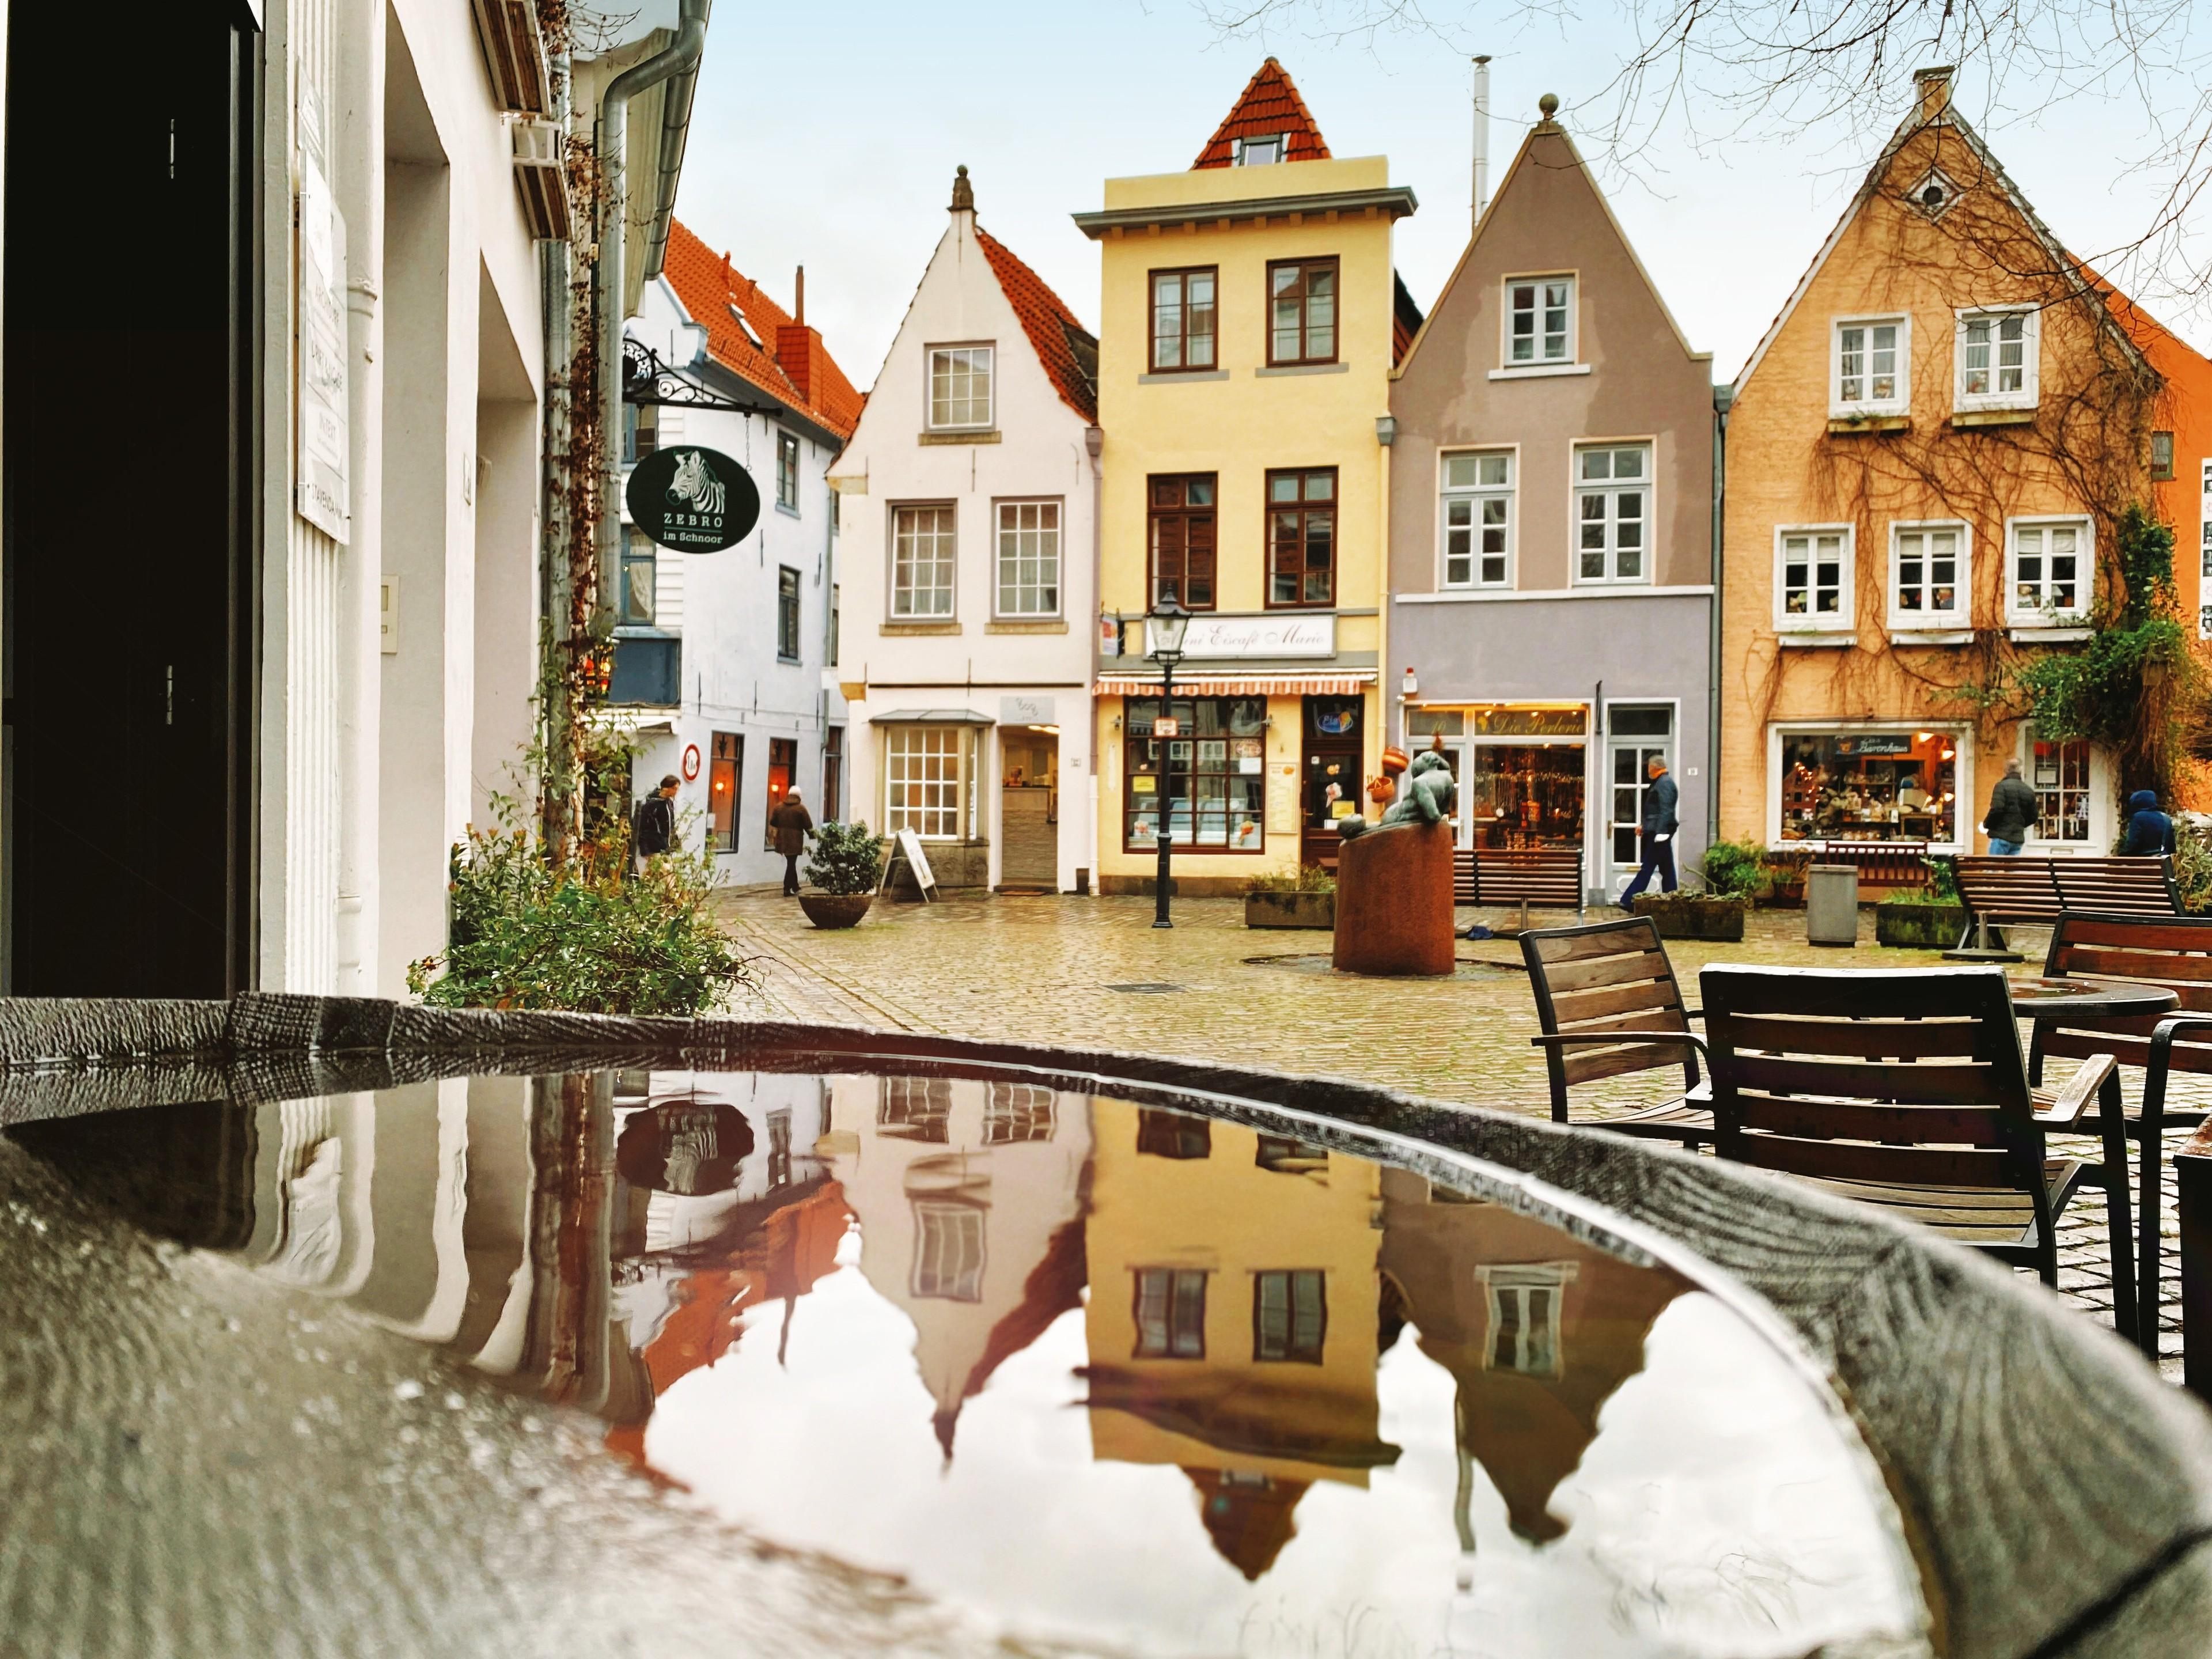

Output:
xmin=1146 ymin=586 xmax=1192 ymax=928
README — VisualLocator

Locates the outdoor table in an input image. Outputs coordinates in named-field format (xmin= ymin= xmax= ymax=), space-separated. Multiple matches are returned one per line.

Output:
xmin=2010 ymin=975 xmax=2180 ymax=1351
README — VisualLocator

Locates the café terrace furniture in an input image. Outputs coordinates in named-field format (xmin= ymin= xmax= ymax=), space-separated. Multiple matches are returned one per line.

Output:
xmin=2029 ymin=912 xmax=2212 ymax=1353
xmin=1946 ymin=854 xmax=2183 ymax=959
xmin=1520 ymin=916 xmax=1713 ymax=1147
xmin=1696 ymin=963 xmax=2118 ymax=1287
xmin=1459 ymin=846 xmax=1585 ymax=931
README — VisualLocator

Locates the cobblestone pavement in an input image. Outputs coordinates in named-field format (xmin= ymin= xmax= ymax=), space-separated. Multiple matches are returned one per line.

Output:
xmin=716 ymin=887 xmax=2202 ymax=1380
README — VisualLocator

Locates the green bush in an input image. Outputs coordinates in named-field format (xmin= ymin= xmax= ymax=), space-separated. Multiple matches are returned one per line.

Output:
xmin=2174 ymin=818 xmax=2212 ymax=915
xmin=1695 ymin=837 xmax=1770 ymax=899
xmin=1247 ymin=865 xmax=1337 ymax=895
xmin=407 ymin=825 xmax=752 ymax=1015
xmin=1878 ymin=857 xmax=1963 ymax=907
xmin=805 ymin=820 xmax=887 ymax=896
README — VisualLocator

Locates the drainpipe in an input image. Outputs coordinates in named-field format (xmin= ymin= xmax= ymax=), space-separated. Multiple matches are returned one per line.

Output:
xmin=597 ymin=0 xmax=710 ymax=632
xmin=1709 ymin=382 xmax=1732 ymax=851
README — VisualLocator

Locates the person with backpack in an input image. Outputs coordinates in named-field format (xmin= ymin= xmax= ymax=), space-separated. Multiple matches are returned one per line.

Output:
xmin=632 ymin=774 xmax=679 ymax=869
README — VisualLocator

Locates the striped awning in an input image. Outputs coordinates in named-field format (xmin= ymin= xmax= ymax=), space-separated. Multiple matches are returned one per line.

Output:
xmin=1092 ymin=672 xmax=1375 ymax=698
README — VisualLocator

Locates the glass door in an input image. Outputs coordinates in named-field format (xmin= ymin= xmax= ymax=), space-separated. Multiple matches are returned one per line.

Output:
xmin=1605 ymin=707 xmax=1673 ymax=893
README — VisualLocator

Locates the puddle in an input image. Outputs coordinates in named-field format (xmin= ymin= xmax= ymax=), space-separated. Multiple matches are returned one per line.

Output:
xmin=6 ymin=1071 xmax=1930 ymax=1657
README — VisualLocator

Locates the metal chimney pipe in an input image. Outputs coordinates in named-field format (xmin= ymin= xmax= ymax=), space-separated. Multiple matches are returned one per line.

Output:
xmin=1471 ymin=55 xmax=1493 ymax=233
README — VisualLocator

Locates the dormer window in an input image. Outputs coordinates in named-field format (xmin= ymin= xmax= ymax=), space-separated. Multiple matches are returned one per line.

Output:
xmin=1234 ymin=134 xmax=1283 ymax=166
xmin=728 ymin=304 xmax=762 ymax=348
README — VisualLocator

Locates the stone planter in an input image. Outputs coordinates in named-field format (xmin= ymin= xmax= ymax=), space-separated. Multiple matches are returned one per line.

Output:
xmin=798 ymin=892 xmax=874 ymax=930
xmin=1631 ymin=893 xmax=1747 ymax=941
xmin=1876 ymin=901 xmax=1967 ymax=949
xmin=1245 ymin=890 xmax=1335 ymax=930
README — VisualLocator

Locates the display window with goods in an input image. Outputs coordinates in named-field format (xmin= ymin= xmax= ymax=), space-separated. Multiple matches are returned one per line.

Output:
xmin=1406 ymin=704 xmax=1590 ymax=854
xmin=1773 ymin=728 xmax=1962 ymax=847
xmin=1123 ymin=697 xmax=1266 ymax=853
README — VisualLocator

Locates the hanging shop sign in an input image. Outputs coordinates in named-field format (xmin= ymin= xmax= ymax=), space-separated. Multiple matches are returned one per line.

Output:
xmin=624 ymin=445 xmax=759 ymax=552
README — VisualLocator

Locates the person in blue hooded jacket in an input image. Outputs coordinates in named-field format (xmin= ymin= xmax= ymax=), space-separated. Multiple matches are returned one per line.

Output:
xmin=2119 ymin=789 xmax=2176 ymax=856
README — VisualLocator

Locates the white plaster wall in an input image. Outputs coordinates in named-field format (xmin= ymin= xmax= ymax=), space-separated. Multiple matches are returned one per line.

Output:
xmin=831 ymin=210 xmax=1100 ymax=889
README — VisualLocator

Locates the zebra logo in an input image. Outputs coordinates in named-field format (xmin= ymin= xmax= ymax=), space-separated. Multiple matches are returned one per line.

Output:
xmin=665 ymin=449 xmax=726 ymax=517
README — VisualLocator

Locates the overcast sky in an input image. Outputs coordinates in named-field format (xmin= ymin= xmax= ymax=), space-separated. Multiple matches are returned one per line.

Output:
xmin=670 ymin=1 xmax=2210 ymax=395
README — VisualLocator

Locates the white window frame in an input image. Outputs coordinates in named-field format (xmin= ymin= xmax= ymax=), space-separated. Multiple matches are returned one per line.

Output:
xmin=1764 ymin=721 xmax=1975 ymax=852
xmin=1831 ymin=314 xmax=1910 ymax=418
xmin=993 ymin=498 xmax=1063 ymax=619
xmin=2020 ymin=728 xmax=2107 ymax=852
xmin=1438 ymin=448 xmax=1516 ymax=589
xmin=1954 ymin=306 xmax=2039 ymax=412
xmin=882 ymin=724 xmax=974 ymax=841
xmin=1570 ymin=440 xmax=1654 ymax=587
xmin=1773 ymin=524 xmax=1854 ymax=632
xmin=1502 ymin=274 xmax=1575 ymax=368
xmin=2005 ymin=515 xmax=2092 ymax=628
xmin=1887 ymin=519 xmax=1971 ymax=631
xmin=925 ymin=343 xmax=994 ymax=431
xmin=890 ymin=502 xmax=957 ymax=618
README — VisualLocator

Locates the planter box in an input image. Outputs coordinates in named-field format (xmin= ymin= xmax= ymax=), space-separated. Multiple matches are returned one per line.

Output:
xmin=1245 ymin=891 xmax=1336 ymax=930
xmin=1876 ymin=902 xmax=1967 ymax=949
xmin=1631 ymin=894 xmax=1747 ymax=941
xmin=798 ymin=893 xmax=875 ymax=930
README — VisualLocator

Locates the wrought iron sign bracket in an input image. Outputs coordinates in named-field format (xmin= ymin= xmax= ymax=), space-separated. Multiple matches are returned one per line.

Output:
xmin=622 ymin=339 xmax=781 ymax=416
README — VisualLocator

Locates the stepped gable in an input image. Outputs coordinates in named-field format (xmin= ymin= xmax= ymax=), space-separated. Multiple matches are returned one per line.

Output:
xmin=1191 ymin=58 xmax=1331 ymax=169
xmin=660 ymin=219 xmax=865 ymax=438
xmin=974 ymin=225 xmax=1099 ymax=422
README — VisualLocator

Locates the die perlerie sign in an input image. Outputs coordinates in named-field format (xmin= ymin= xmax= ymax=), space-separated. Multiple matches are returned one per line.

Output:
xmin=624 ymin=444 xmax=759 ymax=552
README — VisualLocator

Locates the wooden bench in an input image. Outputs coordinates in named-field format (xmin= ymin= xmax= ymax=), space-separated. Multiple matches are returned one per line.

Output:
xmin=1766 ymin=840 xmax=1933 ymax=892
xmin=1455 ymin=846 xmax=1584 ymax=927
xmin=1949 ymin=855 xmax=2181 ymax=951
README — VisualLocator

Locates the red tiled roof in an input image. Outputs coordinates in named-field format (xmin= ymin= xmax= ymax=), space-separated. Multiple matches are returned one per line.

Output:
xmin=659 ymin=219 xmax=865 ymax=439
xmin=1192 ymin=58 xmax=1331 ymax=170
xmin=974 ymin=225 xmax=1098 ymax=422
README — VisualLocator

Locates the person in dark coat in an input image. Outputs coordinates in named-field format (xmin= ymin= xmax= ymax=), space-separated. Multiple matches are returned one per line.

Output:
xmin=1617 ymin=756 xmax=1680 ymax=909
xmin=1982 ymin=759 xmax=2037 ymax=855
xmin=768 ymin=786 xmax=816 ymax=896
xmin=632 ymin=774 xmax=678 ymax=868
xmin=2120 ymin=789 xmax=2177 ymax=857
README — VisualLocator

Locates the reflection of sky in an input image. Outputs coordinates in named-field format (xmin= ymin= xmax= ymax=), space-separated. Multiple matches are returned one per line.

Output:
xmin=643 ymin=1233 xmax=1926 ymax=1658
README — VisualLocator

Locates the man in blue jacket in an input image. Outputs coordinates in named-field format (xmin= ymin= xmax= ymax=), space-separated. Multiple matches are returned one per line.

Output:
xmin=2120 ymin=789 xmax=2176 ymax=856
xmin=1619 ymin=756 xmax=1680 ymax=910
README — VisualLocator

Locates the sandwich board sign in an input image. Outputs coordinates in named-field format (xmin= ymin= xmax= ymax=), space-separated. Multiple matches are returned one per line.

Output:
xmin=883 ymin=830 xmax=939 ymax=902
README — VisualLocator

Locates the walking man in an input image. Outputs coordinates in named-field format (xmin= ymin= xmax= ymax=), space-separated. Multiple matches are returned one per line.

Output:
xmin=1982 ymin=758 xmax=2037 ymax=855
xmin=1618 ymin=756 xmax=1679 ymax=910
xmin=632 ymin=774 xmax=679 ymax=869
xmin=769 ymin=785 xmax=815 ymax=896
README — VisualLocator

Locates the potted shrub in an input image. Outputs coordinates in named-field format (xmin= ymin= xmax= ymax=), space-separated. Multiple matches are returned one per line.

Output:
xmin=1876 ymin=858 xmax=1967 ymax=948
xmin=1245 ymin=865 xmax=1336 ymax=929
xmin=798 ymin=820 xmax=886 ymax=929
xmin=1628 ymin=836 xmax=1762 ymax=941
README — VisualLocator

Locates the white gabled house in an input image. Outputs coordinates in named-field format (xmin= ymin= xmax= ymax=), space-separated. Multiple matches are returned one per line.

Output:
xmin=830 ymin=168 xmax=1102 ymax=893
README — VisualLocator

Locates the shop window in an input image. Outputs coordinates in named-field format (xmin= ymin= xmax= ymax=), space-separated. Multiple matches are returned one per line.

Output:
xmin=765 ymin=737 xmax=797 ymax=838
xmin=1134 ymin=1267 xmax=1208 ymax=1358
xmin=984 ymin=1082 xmax=1055 ymax=1144
xmin=1266 ymin=468 xmax=1336 ymax=607
xmin=884 ymin=724 xmax=974 ymax=840
xmin=1252 ymin=1270 xmax=1327 ymax=1364
xmin=1777 ymin=730 xmax=1959 ymax=844
xmin=1776 ymin=525 xmax=1851 ymax=628
xmin=1124 ymin=697 xmax=1265 ymax=853
xmin=926 ymin=344 xmax=993 ymax=430
xmin=1506 ymin=275 xmax=1574 ymax=365
xmin=1441 ymin=452 xmax=1513 ymax=587
xmin=995 ymin=499 xmax=1062 ymax=616
xmin=1464 ymin=744 xmax=1586 ymax=850
xmin=892 ymin=503 xmax=956 ymax=617
xmin=911 ymin=1202 xmax=985 ymax=1301
xmin=2008 ymin=518 xmax=2089 ymax=624
xmin=2028 ymin=734 xmax=2093 ymax=843
xmin=1150 ymin=267 xmax=1218 ymax=372
xmin=777 ymin=566 xmax=801 ymax=660
xmin=1148 ymin=474 xmax=1217 ymax=610
xmin=622 ymin=528 xmax=657 ymax=626
xmin=880 ymin=1077 xmax=950 ymax=1142
xmin=1137 ymin=1108 xmax=1210 ymax=1159
xmin=1890 ymin=522 xmax=1969 ymax=628
xmin=1267 ymin=257 xmax=1338 ymax=366
xmin=708 ymin=732 xmax=741 ymax=852
xmin=1573 ymin=444 xmax=1651 ymax=584
xmin=1956 ymin=309 xmax=2037 ymax=410
xmin=1833 ymin=316 xmax=1907 ymax=415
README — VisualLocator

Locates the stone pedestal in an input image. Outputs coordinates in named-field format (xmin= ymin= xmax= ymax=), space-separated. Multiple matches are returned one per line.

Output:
xmin=1332 ymin=820 xmax=1456 ymax=976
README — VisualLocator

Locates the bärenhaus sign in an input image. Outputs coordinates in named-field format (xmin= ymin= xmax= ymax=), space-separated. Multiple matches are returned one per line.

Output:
xmin=1144 ymin=615 xmax=1334 ymax=659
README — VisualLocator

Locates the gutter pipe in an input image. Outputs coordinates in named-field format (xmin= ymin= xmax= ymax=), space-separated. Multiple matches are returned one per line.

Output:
xmin=1709 ymin=382 xmax=1731 ymax=852
xmin=597 ymin=0 xmax=710 ymax=632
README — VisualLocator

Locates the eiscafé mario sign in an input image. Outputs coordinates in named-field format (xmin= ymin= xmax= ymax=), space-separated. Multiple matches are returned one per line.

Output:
xmin=624 ymin=444 xmax=760 ymax=553
xmin=1144 ymin=614 xmax=1335 ymax=658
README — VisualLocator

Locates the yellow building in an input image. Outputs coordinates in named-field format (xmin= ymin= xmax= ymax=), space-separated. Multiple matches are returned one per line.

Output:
xmin=1076 ymin=61 xmax=1418 ymax=892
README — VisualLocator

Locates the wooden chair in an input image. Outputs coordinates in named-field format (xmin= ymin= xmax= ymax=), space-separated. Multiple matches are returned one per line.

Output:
xmin=1520 ymin=917 xmax=1712 ymax=1146
xmin=1700 ymin=964 xmax=2116 ymax=1286
xmin=2030 ymin=912 xmax=2212 ymax=1350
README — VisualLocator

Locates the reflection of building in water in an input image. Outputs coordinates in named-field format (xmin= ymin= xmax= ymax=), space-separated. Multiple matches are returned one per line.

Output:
xmin=1376 ymin=1166 xmax=1688 ymax=1546
xmin=824 ymin=1075 xmax=1093 ymax=1459
xmin=1083 ymin=1101 xmax=1397 ymax=1580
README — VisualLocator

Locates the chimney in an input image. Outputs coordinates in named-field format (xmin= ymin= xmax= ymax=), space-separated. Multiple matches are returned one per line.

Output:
xmin=777 ymin=323 xmax=824 ymax=411
xmin=794 ymin=264 xmax=805 ymax=325
xmin=1471 ymin=55 xmax=1493 ymax=233
xmin=1914 ymin=65 xmax=1954 ymax=122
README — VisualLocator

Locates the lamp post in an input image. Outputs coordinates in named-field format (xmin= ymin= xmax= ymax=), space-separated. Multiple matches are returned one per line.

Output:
xmin=1146 ymin=587 xmax=1192 ymax=929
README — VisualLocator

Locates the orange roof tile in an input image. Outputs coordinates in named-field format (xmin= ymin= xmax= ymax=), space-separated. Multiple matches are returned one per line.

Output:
xmin=660 ymin=219 xmax=865 ymax=439
xmin=1192 ymin=58 xmax=1331 ymax=170
xmin=974 ymin=225 xmax=1098 ymax=423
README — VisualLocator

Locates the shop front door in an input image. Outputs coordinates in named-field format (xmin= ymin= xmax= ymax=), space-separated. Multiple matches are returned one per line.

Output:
xmin=1300 ymin=696 xmax=1365 ymax=873
xmin=999 ymin=729 xmax=1058 ymax=890
xmin=1605 ymin=707 xmax=1675 ymax=894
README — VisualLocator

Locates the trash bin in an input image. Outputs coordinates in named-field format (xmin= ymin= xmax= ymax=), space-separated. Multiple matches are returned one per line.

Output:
xmin=1805 ymin=863 xmax=1859 ymax=947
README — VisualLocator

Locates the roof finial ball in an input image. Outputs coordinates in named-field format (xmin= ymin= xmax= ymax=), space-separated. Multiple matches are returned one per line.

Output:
xmin=1538 ymin=93 xmax=1559 ymax=121
xmin=950 ymin=164 xmax=975 ymax=213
